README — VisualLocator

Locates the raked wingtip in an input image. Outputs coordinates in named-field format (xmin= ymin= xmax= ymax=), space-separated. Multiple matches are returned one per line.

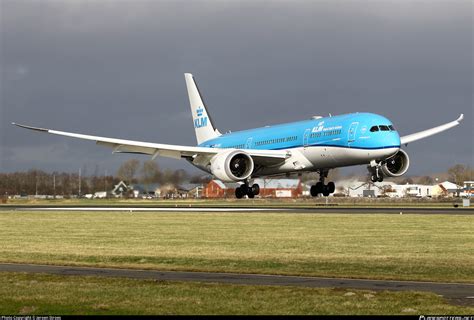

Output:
xmin=11 ymin=122 xmax=49 ymax=132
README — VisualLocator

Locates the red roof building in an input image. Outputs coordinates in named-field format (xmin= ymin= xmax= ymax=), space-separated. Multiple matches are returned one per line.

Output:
xmin=203 ymin=179 xmax=303 ymax=198
xmin=203 ymin=180 xmax=240 ymax=198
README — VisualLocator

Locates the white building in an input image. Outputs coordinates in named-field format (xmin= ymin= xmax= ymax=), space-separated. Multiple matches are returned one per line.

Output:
xmin=336 ymin=179 xmax=395 ymax=197
xmin=338 ymin=180 xmax=464 ymax=198
xmin=338 ymin=179 xmax=462 ymax=198
xmin=93 ymin=191 xmax=107 ymax=199
xmin=388 ymin=184 xmax=433 ymax=198
xmin=431 ymin=181 xmax=462 ymax=197
xmin=461 ymin=181 xmax=474 ymax=198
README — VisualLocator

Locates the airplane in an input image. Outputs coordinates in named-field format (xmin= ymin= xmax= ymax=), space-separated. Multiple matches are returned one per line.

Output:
xmin=13 ymin=73 xmax=464 ymax=198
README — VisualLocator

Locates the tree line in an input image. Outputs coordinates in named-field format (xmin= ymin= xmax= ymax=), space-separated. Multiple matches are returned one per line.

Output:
xmin=0 ymin=170 xmax=118 ymax=196
xmin=0 ymin=161 xmax=470 ymax=196
xmin=116 ymin=159 xmax=210 ymax=185
xmin=0 ymin=159 xmax=210 ymax=196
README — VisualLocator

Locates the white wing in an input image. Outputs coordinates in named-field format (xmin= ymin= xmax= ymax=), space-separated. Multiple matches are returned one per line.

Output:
xmin=12 ymin=123 xmax=288 ymax=165
xmin=400 ymin=114 xmax=464 ymax=145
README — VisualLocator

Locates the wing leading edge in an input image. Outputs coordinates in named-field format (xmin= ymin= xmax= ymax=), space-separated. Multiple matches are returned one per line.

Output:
xmin=12 ymin=123 xmax=288 ymax=164
xmin=399 ymin=114 xmax=464 ymax=145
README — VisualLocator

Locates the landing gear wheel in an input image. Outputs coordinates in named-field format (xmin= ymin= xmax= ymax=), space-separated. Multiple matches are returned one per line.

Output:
xmin=369 ymin=164 xmax=384 ymax=183
xmin=251 ymin=184 xmax=260 ymax=195
xmin=327 ymin=182 xmax=335 ymax=194
xmin=315 ymin=182 xmax=324 ymax=194
xmin=311 ymin=182 xmax=326 ymax=197
xmin=322 ymin=185 xmax=330 ymax=197
xmin=235 ymin=187 xmax=244 ymax=199
xmin=236 ymin=182 xmax=260 ymax=199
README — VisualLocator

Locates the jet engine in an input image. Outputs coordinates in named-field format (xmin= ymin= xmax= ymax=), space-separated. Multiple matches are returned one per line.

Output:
xmin=210 ymin=150 xmax=254 ymax=182
xmin=381 ymin=149 xmax=410 ymax=177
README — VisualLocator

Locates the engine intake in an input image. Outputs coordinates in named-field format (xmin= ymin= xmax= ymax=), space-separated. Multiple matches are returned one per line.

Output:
xmin=210 ymin=150 xmax=254 ymax=182
xmin=381 ymin=149 xmax=410 ymax=177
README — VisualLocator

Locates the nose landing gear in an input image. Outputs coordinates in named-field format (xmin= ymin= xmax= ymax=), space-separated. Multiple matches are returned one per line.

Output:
xmin=310 ymin=170 xmax=336 ymax=197
xmin=368 ymin=160 xmax=384 ymax=183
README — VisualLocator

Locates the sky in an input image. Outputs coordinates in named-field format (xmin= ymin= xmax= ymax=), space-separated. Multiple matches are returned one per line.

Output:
xmin=0 ymin=0 xmax=472 ymax=177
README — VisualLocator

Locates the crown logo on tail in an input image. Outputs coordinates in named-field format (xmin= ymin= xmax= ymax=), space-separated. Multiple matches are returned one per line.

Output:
xmin=196 ymin=107 xmax=204 ymax=117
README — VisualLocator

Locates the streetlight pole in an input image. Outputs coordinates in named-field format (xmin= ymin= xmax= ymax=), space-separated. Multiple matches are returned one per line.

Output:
xmin=104 ymin=169 xmax=108 ymax=197
xmin=78 ymin=168 xmax=82 ymax=197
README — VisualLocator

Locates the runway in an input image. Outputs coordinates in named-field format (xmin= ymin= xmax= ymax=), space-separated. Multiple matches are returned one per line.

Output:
xmin=1 ymin=263 xmax=472 ymax=305
xmin=16 ymin=206 xmax=283 ymax=212
xmin=1 ymin=205 xmax=473 ymax=214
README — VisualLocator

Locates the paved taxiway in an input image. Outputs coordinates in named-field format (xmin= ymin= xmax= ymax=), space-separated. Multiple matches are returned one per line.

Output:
xmin=1 ymin=205 xmax=473 ymax=214
xmin=0 ymin=263 xmax=472 ymax=305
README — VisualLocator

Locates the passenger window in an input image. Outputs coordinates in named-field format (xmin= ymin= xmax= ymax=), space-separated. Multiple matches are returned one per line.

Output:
xmin=380 ymin=125 xmax=390 ymax=131
xmin=370 ymin=126 xmax=379 ymax=132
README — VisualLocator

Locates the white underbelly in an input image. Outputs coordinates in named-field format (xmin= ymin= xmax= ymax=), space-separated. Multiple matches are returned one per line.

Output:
xmin=303 ymin=146 xmax=399 ymax=167
xmin=259 ymin=146 xmax=399 ymax=176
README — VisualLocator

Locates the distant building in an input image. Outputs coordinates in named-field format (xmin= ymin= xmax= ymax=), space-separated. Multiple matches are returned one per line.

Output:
xmin=338 ymin=180 xmax=393 ymax=197
xmin=112 ymin=181 xmax=203 ymax=199
xmin=252 ymin=178 xmax=303 ymax=198
xmin=132 ymin=183 xmax=184 ymax=198
xmin=461 ymin=181 xmax=474 ymax=197
xmin=179 ymin=183 xmax=204 ymax=198
xmin=111 ymin=181 xmax=132 ymax=197
xmin=389 ymin=184 xmax=433 ymax=198
xmin=203 ymin=180 xmax=240 ymax=198
xmin=203 ymin=179 xmax=303 ymax=198
xmin=363 ymin=189 xmax=376 ymax=197
xmin=431 ymin=181 xmax=462 ymax=197
xmin=337 ymin=179 xmax=462 ymax=198
xmin=93 ymin=191 xmax=107 ymax=199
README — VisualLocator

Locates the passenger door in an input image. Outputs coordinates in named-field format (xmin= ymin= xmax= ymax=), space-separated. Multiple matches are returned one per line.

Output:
xmin=348 ymin=122 xmax=359 ymax=146
xmin=303 ymin=129 xmax=311 ymax=148
xmin=245 ymin=137 xmax=253 ymax=149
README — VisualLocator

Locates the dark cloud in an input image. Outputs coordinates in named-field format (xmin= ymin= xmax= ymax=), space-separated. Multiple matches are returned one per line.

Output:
xmin=1 ymin=0 xmax=472 ymax=175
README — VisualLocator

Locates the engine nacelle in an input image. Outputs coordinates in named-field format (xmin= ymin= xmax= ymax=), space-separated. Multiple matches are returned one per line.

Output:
xmin=210 ymin=150 xmax=254 ymax=182
xmin=381 ymin=149 xmax=410 ymax=177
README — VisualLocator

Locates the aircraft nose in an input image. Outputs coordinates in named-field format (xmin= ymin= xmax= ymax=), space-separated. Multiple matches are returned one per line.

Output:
xmin=391 ymin=131 xmax=401 ymax=147
xmin=384 ymin=132 xmax=401 ymax=157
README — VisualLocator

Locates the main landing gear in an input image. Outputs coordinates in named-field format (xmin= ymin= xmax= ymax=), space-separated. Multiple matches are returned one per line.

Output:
xmin=368 ymin=161 xmax=384 ymax=183
xmin=235 ymin=181 xmax=260 ymax=199
xmin=310 ymin=170 xmax=335 ymax=197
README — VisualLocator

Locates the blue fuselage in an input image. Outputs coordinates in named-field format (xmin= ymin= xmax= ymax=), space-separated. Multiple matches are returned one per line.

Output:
xmin=200 ymin=112 xmax=400 ymax=152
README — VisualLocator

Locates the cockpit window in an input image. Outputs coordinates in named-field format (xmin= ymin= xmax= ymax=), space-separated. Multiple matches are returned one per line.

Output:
xmin=371 ymin=125 xmax=396 ymax=132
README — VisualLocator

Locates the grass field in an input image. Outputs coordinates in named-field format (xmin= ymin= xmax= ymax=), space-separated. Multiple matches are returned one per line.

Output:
xmin=1 ymin=272 xmax=473 ymax=315
xmin=0 ymin=210 xmax=472 ymax=283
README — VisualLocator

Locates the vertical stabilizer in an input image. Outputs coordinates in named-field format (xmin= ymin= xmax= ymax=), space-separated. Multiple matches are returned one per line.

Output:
xmin=185 ymin=73 xmax=221 ymax=145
